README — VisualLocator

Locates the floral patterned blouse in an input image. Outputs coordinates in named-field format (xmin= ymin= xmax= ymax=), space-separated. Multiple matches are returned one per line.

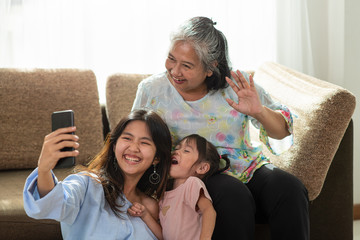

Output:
xmin=132 ymin=72 xmax=293 ymax=183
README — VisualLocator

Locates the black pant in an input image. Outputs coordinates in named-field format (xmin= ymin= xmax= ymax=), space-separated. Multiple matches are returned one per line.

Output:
xmin=206 ymin=164 xmax=310 ymax=240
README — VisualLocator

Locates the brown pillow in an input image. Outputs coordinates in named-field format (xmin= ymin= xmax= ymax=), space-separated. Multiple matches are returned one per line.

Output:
xmin=253 ymin=62 xmax=356 ymax=200
xmin=0 ymin=69 xmax=104 ymax=170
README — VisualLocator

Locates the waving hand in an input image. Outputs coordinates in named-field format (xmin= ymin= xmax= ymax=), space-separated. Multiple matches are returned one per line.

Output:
xmin=225 ymin=70 xmax=264 ymax=118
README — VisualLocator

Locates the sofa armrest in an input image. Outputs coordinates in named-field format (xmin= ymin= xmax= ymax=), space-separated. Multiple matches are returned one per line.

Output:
xmin=252 ymin=62 xmax=356 ymax=200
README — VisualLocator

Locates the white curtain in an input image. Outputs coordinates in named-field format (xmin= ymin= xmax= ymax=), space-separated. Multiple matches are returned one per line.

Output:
xmin=0 ymin=0 xmax=277 ymax=103
xmin=2 ymin=0 xmax=358 ymax=205
xmin=0 ymin=0 xmax=348 ymax=99
xmin=275 ymin=0 xmax=315 ymax=76
xmin=275 ymin=0 xmax=347 ymax=87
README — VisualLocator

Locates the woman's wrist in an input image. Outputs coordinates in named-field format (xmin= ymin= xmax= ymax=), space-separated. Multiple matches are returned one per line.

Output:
xmin=252 ymin=105 xmax=267 ymax=121
xmin=37 ymin=163 xmax=52 ymax=175
xmin=255 ymin=107 xmax=290 ymax=139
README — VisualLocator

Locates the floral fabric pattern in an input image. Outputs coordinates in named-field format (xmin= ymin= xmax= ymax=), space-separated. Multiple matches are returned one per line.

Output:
xmin=132 ymin=72 xmax=293 ymax=183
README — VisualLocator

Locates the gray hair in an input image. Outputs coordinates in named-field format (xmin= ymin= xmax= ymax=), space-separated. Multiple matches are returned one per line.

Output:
xmin=169 ymin=16 xmax=232 ymax=90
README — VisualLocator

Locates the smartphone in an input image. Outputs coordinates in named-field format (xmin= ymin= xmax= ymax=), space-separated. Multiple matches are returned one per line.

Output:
xmin=51 ymin=110 xmax=75 ymax=168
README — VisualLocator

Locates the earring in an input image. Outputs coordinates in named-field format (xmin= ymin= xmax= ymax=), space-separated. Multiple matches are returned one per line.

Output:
xmin=149 ymin=163 xmax=160 ymax=185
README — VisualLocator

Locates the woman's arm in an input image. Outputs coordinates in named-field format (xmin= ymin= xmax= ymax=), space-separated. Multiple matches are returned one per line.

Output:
xmin=252 ymin=106 xmax=290 ymax=139
xmin=37 ymin=126 xmax=79 ymax=197
xmin=225 ymin=70 xmax=290 ymax=139
xmin=128 ymin=201 xmax=163 ymax=240
xmin=24 ymin=171 xmax=89 ymax=224
xmin=197 ymin=191 xmax=216 ymax=240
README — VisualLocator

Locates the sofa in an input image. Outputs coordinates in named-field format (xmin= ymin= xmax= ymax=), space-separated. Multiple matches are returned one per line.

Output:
xmin=0 ymin=68 xmax=105 ymax=239
xmin=0 ymin=62 xmax=356 ymax=239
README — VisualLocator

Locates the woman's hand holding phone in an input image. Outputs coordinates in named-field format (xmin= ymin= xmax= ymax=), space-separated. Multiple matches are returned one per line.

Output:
xmin=37 ymin=127 xmax=79 ymax=198
xmin=37 ymin=126 xmax=79 ymax=172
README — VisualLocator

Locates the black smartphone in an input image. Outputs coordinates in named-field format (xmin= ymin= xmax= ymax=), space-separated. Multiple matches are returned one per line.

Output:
xmin=51 ymin=110 xmax=75 ymax=168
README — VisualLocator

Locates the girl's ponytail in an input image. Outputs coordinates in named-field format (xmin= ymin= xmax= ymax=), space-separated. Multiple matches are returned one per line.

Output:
xmin=217 ymin=154 xmax=230 ymax=174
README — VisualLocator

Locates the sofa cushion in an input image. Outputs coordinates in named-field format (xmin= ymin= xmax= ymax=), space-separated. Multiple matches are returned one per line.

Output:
xmin=0 ymin=69 xmax=104 ymax=170
xmin=0 ymin=169 xmax=71 ymax=240
xmin=106 ymin=73 xmax=150 ymax=130
xmin=253 ymin=62 xmax=356 ymax=200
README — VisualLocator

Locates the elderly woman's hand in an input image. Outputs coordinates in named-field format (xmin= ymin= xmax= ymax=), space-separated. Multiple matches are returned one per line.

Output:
xmin=225 ymin=70 xmax=264 ymax=118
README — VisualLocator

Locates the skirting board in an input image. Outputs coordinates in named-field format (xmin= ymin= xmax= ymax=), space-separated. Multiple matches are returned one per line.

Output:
xmin=355 ymin=204 xmax=360 ymax=220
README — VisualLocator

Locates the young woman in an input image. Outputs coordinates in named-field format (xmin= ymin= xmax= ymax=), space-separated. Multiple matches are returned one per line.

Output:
xmin=132 ymin=17 xmax=310 ymax=239
xmin=23 ymin=110 xmax=172 ymax=240
xmin=128 ymin=134 xmax=230 ymax=240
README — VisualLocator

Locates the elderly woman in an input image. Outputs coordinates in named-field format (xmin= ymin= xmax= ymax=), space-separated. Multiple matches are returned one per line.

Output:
xmin=132 ymin=16 xmax=309 ymax=240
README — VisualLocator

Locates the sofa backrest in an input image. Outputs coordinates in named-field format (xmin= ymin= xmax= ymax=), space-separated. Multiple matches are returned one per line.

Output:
xmin=253 ymin=62 xmax=356 ymax=200
xmin=106 ymin=73 xmax=151 ymax=130
xmin=0 ymin=68 xmax=104 ymax=170
xmin=105 ymin=62 xmax=356 ymax=201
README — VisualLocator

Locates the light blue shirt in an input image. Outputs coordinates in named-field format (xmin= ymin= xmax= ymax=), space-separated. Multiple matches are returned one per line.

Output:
xmin=23 ymin=168 xmax=157 ymax=240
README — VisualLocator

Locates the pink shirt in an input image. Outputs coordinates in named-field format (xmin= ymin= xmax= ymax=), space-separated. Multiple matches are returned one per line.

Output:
xmin=159 ymin=176 xmax=212 ymax=240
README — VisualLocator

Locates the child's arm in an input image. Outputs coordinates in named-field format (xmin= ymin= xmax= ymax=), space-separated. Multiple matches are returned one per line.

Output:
xmin=128 ymin=201 xmax=163 ymax=240
xmin=197 ymin=190 xmax=216 ymax=240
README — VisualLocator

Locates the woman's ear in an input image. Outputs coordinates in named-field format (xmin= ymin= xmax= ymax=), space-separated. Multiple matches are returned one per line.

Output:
xmin=196 ymin=162 xmax=210 ymax=175
xmin=153 ymin=157 xmax=160 ymax=165
xmin=206 ymin=61 xmax=218 ymax=77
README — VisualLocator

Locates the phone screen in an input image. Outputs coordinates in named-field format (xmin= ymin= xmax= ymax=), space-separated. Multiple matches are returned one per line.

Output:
xmin=51 ymin=110 xmax=75 ymax=168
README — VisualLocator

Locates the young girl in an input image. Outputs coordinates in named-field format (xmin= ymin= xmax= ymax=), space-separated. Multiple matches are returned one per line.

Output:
xmin=128 ymin=134 xmax=230 ymax=240
xmin=23 ymin=110 xmax=172 ymax=240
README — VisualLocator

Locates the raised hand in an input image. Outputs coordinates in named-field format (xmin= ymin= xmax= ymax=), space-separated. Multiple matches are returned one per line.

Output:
xmin=225 ymin=70 xmax=264 ymax=118
xmin=37 ymin=126 xmax=79 ymax=197
xmin=37 ymin=126 xmax=79 ymax=173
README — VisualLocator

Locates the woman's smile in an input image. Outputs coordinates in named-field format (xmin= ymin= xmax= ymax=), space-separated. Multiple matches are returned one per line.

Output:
xmin=123 ymin=154 xmax=141 ymax=164
xmin=168 ymin=72 xmax=186 ymax=84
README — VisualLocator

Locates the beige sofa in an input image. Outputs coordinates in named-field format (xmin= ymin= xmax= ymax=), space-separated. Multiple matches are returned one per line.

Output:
xmin=0 ymin=62 xmax=356 ymax=239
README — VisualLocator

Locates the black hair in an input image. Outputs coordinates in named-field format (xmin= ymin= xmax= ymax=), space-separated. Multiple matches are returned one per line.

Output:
xmin=183 ymin=134 xmax=230 ymax=182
